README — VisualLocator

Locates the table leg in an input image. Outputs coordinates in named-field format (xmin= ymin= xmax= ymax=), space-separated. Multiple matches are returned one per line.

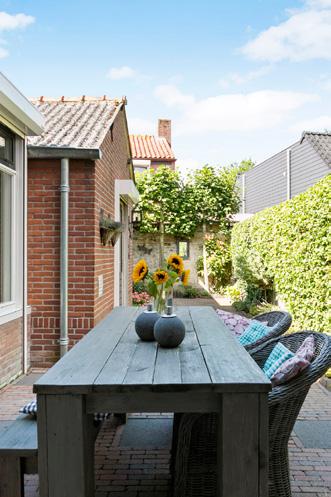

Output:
xmin=37 ymin=393 xmax=95 ymax=497
xmin=217 ymin=392 xmax=268 ymax=497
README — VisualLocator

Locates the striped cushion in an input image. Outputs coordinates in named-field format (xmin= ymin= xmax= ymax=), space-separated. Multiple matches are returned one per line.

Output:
xmin=20 ymin=400 xmax=111 ymax=422
xmin=239 ymin=320 xmax=270 ymax=346
xmin=19 ymin=400 xmax=37 ymax=417
xmin=263 ymin=342 xmax=295 ymax=379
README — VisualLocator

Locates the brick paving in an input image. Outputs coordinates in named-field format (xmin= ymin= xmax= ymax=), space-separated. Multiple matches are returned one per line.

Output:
xmin=1 ymin=380 xmax=331 ymax=497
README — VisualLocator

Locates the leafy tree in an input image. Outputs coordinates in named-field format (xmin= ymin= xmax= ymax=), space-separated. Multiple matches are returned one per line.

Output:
xmin=186 ymin=165 xmax=239 ymax=289
xmin=135 ymin=167 xmax=197 ymax=263
xmin=136 ymin=166 xmax=197 ymax=237
xmin=135 ymin=164 xmax=240 ymax=282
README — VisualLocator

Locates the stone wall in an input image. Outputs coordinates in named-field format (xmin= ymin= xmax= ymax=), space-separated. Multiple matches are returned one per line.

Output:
xmin=133 ymin=229 xmax=205 ymax=287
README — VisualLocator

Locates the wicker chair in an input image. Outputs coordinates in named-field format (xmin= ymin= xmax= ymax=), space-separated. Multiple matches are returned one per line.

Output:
xmin=173 ymin=331 xmax=331 ymax=497
xmin=245 ymin=310 xmax=292 ymax=351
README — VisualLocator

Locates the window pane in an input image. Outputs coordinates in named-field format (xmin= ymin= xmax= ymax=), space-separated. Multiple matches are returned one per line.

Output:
xmin=178 ymin=241 xmax=189 ymax=259
xmin=0 ymin=126 xmax=15 ymax=169
xmin=0 ymin=137 xmax=5 ymax=160
xmin=0 ymin=170 xmax=11 ymax=302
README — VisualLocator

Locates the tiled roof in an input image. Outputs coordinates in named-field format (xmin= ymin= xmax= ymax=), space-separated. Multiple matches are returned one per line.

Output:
xmin=302 ymin=131 xmax=331 ymax=167
xmin=130 ymin=135 xmax=175 ymax=161
xmin=28 ymin=96 xmax=125 ymax=149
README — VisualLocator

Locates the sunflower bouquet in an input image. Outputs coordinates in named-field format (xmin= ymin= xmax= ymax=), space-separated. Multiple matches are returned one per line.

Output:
xmin=132 ymin=254 xmax=190 ymax=313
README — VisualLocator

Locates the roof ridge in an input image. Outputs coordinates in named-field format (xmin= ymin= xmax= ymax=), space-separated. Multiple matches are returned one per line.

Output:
xmin=302 ymin=130 xmax=331 ymax=137
xmin=29 ymin=96 xmax=126 ymax=105
xmin=130 ymin=133 xmax=168 ymax=140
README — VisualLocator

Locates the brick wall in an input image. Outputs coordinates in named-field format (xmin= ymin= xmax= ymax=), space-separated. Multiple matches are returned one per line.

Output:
xmin=0 ymin=317 xmax=23 ymax=388
xmin=94 ymin=106 xmax=133 ymax=323
xmin=28 ymin=106 xmax=133 ymax=367
xmin=28 ymin=159 xmax=96 ymax=366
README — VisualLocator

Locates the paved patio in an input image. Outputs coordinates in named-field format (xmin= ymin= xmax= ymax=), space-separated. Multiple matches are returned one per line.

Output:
xmin=0 ymin=378 xmax=330 ymax=497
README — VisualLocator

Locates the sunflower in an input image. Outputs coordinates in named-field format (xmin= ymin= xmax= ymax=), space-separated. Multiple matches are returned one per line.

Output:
xmin=152 ymin=269 xmax=169 ymax=285
xmin=167 ymin=253 xmax=184 ymax=275
xmin=132 ymin=259 xmax=148 ymax=283
xmin=181 ymin=269 xmax=190 ymax=286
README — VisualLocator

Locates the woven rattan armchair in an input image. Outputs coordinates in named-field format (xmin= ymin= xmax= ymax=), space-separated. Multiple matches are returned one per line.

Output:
xmin=173 ymin=331 xmax=331 ymax=497
xmin=245 ymin=310 xmax=292 ymax=351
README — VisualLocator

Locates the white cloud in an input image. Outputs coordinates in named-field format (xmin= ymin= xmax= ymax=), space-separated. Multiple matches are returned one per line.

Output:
xmin=0 ymin=12 xmax=34 ymax=58
xmin=241 ymin=1 xmax=331 ymax=62
xmin=106 ymin=66 xmax=136 ymax=80
xmin=154 ymin=84 xmax=318 ymax=134
xmin=219 ymin=66 xmax=271 ymax=89
xmin=154 ymin=84 xmax=195 ymax=107
xmin=0 ymin=46 xmax=8 ymax=58
xmin=321 ymin=78 xmax=331 ymax=91
xmin=128 ymin=117 xmax=155 ymax=135
xmin=290 ymin=115 xmax=331 ymax=133
xmin=0 ymin=12 xmax=35 ymax=31
xmin=306 ymin=0 xmax=331 ymax=7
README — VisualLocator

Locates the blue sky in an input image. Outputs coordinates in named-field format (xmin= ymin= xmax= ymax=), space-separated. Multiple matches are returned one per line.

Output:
xmin=1 ymin=0 xmax=331 ymax=173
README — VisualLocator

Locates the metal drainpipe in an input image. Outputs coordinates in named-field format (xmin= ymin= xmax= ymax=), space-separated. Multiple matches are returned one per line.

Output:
xmin=60 ymin=158 xmax=69 ymax=357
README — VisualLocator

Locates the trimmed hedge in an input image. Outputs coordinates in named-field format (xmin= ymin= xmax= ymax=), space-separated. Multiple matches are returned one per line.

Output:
xmin=231 ymin=175 xmax=330 ymax=333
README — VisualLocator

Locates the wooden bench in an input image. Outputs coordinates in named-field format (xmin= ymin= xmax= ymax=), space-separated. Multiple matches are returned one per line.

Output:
xmin=0 ymin=415 xmax=37 ymax=497
xmin=0 ymin=413 xmax=105 ymax=497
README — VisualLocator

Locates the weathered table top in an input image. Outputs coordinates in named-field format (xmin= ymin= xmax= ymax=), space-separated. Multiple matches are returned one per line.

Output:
xmin=34 ymin=306 xmax=270 ymax=395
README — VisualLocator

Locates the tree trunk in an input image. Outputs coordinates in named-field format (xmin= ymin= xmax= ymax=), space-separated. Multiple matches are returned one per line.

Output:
xmin=159 ymin=220 xmax=165 ymax=266
xmin=202 ymin=222 xmax=209 ymax=292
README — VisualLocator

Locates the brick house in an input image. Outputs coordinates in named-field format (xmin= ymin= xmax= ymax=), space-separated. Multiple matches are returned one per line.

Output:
xmin=27 ymin=96 xmax=138 ymax=367
xmin=0 ymin=73 xmax=44 ymax=388
xmin=130 ymin=119 xmax=176 ymax=173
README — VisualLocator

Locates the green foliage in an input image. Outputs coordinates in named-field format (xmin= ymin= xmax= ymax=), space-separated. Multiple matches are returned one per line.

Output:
xmin=187 ymin=165 xmax=240 ymax=225
xmin=173 ymin=285 xmax=210 ymax=298
xmin=196 ymin=231 xmax=232 ymax=291
xmin=135 ymin=166 xmax=197 ymax=237
xmin=231 ymin=176 xmax=331 ymax=332
xmin=135 ymin=165 xmax=239 ymax=237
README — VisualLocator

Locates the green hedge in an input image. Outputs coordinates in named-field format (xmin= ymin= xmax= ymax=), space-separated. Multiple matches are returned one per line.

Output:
xmin=231 ymin=175 xmax=330 ymax=333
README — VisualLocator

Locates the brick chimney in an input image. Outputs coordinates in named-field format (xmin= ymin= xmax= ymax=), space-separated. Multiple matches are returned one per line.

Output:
xmin=158 ymin=119 xmax=171 ymax=146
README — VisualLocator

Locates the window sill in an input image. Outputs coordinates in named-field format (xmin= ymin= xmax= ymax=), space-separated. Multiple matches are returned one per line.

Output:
xmin=0 ymin=307 xmax=23 ymax=326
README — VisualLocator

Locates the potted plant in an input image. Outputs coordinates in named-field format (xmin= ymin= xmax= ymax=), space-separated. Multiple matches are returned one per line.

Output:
xmin=99 ymin=215 xmax=123 ymax=246
xmin=132 ymin=253 xmax=190 ymax=314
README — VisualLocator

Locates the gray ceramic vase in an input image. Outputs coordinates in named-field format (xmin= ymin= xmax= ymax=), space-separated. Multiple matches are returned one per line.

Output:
xmin=135 ymin=304 xmax=160 ymax=341
xmin=154 ymin=306 xmax=185 ymax=348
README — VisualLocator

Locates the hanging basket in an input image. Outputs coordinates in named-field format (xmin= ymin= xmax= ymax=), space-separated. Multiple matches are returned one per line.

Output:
xmin=99 ymin=217 xmax=123 ymax=246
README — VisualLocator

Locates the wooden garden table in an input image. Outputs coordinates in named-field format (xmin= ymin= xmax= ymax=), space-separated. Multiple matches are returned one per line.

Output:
xmin=34 ymin=305 xmax=271 ymax=497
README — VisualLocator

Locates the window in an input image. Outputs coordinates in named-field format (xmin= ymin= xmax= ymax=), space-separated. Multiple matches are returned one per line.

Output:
xmin=134 ymin=165 xmax=148 ymax=174
xmin=0 ymin=125 xmax=15 ymax=170
xmin=0 ymin=169 xmax=12 ymax=303
xmin=0 ymin=124 xmax=15 ymax=305
xmin=177 ymin=240 xmax=190 ymax=260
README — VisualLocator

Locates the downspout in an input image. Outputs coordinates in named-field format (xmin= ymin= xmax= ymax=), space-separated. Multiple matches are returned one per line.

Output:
xmin=60 ymin=158 xmax=69 ymax=357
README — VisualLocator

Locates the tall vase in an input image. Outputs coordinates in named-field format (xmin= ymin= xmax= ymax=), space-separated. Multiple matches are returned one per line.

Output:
xmin=153 ymin=285 xmax=173 ymax=314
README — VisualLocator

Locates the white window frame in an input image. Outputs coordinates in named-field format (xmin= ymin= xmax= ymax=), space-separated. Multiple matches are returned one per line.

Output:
xmin=0 ymin=136 xmax=24 ymax=324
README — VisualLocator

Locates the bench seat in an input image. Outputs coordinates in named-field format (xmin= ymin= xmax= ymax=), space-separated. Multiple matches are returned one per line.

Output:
xmin=0 ymin=415 xmax=37 ymax=456
xmin=0 ymin=412 xmax=109 ymax=497
xmin=0 ymin=416 xmax=38 ymax=497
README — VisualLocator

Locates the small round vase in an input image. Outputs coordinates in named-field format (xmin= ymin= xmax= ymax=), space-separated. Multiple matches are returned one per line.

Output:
xmin=135 ymin=304 xmax=161 ymax=341
xmin=154 ymin=306 xmax=185 ymax=348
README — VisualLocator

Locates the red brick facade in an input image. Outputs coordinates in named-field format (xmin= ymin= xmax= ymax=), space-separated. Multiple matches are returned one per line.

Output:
xmin=28 ymin=107 xmax=133 ymax=367
xmin=0 ymin=317 xmax=23 ymax=388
